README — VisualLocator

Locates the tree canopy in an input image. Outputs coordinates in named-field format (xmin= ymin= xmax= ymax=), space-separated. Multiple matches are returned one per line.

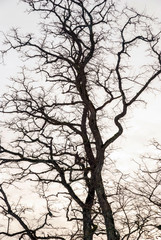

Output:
xmin=0 ymin=0 xmax=161 ymax=239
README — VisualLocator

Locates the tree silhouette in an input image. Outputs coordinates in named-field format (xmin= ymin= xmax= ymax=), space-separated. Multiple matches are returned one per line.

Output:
xmin=0 ymin=0 xmax=161 ymax=239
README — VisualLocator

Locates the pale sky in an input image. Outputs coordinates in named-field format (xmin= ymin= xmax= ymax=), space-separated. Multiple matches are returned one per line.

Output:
xmin=0 ymin=0 xmax=161 ymax=172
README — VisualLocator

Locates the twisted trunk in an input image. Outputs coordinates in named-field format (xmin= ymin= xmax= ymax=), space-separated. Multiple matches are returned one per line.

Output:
xmin=95 ymin=172 xmax=120 ymax=240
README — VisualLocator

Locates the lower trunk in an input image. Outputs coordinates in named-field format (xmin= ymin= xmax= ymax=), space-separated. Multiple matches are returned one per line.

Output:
xmin=83 ymin=184 xmax=95 ymax=240
xmin=95 ymin=173 xmax=120 ymax=240
xmin=83 ymin=208 xmax=93 ymax=240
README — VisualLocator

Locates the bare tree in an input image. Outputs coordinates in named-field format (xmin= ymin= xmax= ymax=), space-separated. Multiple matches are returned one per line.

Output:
xmin=0 ymin=0 xmax=161 ymax=239
xmin=123 ymin=140 xmax=161 ymax=239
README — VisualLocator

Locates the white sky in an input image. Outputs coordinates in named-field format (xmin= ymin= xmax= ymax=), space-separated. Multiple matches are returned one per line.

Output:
xmin=0 ymin=0 xmax=161 ymax=172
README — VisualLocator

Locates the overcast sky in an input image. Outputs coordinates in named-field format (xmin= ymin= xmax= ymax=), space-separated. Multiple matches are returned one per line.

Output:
xmin=0 ymin=0 xmax=161 ymax=172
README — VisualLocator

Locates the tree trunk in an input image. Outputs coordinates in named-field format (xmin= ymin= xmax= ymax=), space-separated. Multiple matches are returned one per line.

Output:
xmin=82 ymin=182 xmax=95 ymax=240
xmin=83 ymin=207 xmax=93 ymax=240
xmin=95 ymin=173 xmax=120 ymax=240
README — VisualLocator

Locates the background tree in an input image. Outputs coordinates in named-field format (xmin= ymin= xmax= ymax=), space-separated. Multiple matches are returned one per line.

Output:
xmin=0 ymin=0 xmax=161 ymax=239
xmin=125 ymin=140 xmax=161 ymax=239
